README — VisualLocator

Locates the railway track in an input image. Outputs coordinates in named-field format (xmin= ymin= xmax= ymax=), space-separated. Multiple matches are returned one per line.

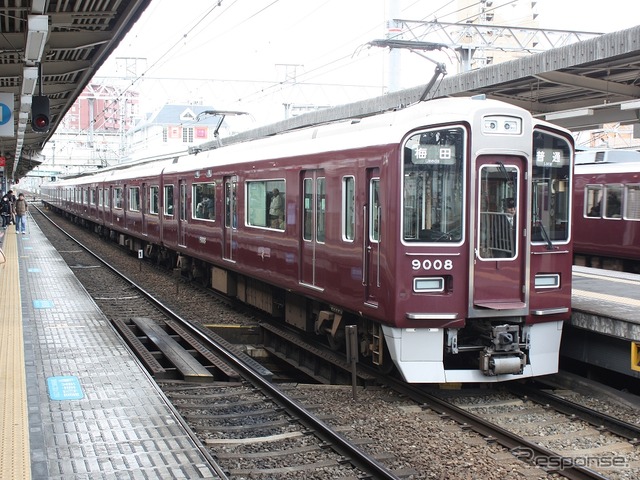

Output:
xmin=508 ymin=382 xmax=640 ymax=444
xmin=33 ymin=206 xmax=402 ymax=479
xmin=35 ymin=205 xmax=640 ymax=479
xmin=424 ymin=382 xmax=640 ymax=480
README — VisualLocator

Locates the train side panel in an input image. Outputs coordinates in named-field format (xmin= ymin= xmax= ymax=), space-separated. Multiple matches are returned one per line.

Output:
xmin=573 ymin=162 xmax=640 ymax=272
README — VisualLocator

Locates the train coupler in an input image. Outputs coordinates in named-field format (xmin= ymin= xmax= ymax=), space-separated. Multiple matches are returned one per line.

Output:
xmin=479 ymin=351 xmax=526 ymax=375
xmin=480 ymin=324 xmax=526 ymax=375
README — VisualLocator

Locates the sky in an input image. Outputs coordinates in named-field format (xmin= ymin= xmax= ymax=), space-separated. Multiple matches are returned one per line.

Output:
xmin=94 ymin=0 xmax=638 ymax=127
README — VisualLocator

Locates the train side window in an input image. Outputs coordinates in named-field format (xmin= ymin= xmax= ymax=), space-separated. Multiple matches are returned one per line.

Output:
xmin=604 ymin=184 xmax=622 ymax=219
xmin=98 ymin=188 xmax=104 ymax=207
xmin=164 ymin=185 xmax=174 ymax=216
xmin=90 ymin=188 xmax=97 ymax=206
xmin=129 ymin=187 xmax=140 ymax=212
xmin=193 ymin=182 xmax=216 ymax=220
xmin=316 ymin=177 xmax=326 ymax=243
xmin=585 ymin=185 xmax=602 ymax=217
xmin=113 ymin=187 xmax=123 ymax=209
xmin=247 ymin=180 xmax=285 ymax=230
xmin=342 ymin=176 xmax=355 ymax=241
xmin=625 ymin=184 xmax=640 ymax=220
xmin=149 ymin=186 xmax=159 ymax=214
xmin=303 ymin=179 xmax=313 ymax=240
xmin=180 ymin=183 xmax=187 ymax=221
xmin=370 ymin=179 xmax=380 ymax=243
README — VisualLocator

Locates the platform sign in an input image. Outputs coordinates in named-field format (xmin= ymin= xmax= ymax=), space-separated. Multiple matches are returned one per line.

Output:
xmin=0 ymin=92 xmax=14 ymax=137
xmin=47 ymin=375 xmax=84 ymax=400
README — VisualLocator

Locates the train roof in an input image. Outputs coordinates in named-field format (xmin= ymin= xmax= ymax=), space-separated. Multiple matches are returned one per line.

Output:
xmin=44 ymin=96 xmax=570 ymax=186
xmin=574 ymin=160 xmax=640 ymax=175
xmin=575 ymin=149 xmax=640 ymax=165
xmin=162 ymin=96 xmax=566 ymax=174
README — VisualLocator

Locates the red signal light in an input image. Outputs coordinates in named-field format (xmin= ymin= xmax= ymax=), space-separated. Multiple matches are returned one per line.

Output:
xmin=31 ymin=95 xmax=50 ymax=133
xmin=34 ymin=114 xmax=49 ymax=129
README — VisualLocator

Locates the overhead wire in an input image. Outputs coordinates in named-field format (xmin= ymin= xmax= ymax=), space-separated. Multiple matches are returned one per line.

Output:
xmin=54 ymin=0 xmax=539 ymax=162
xmin=235 ymin=0 xmax=525 ymax=104
xmin=50 ymin=1 xmax=477 ymax=158
xmin=53 ymin=0 xmax=229 ymax=157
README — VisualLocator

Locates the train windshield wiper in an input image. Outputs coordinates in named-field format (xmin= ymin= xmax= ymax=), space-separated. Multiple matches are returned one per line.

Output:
xmin=496 ymin=161 xmax=513 ymax=185
xmin=537 ymin=219 xmax=554 ymax=250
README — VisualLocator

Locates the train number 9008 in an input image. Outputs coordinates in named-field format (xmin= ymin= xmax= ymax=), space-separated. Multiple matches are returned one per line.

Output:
xmin=411 ymin=259 xmax=453 ymax=271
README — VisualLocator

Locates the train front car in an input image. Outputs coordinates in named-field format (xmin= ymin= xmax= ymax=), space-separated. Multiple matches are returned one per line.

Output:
xmin=384 ymin=98 xmax=574 ymax=383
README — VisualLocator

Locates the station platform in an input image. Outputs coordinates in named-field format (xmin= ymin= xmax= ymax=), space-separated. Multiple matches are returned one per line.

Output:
xmin=0 ymin=222 xmax=226 ymax=479
xmin=566 ymin=266 xmax=640 ymax=380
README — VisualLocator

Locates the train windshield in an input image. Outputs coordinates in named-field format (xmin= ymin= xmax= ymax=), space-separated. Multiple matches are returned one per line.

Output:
xmin=531 ymin=131 xmax=572 ymax=243
xmin=402 ymin=127 xmax=464 ymax=243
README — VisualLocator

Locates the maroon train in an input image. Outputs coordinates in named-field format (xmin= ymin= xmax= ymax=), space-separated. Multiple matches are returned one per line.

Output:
xmin=573 ymin=150 xmax=640 ymax=273
xmin=41 ymin=96 xmax=575 ymax=383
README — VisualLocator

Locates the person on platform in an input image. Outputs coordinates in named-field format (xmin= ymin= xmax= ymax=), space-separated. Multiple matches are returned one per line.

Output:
xmin=6 ymin=189 xmax=16 ymax=224
xmin=1 ymin=195 xmax=12 ymax=229
xmin=14 ymin=193 xmax=29 ymax=234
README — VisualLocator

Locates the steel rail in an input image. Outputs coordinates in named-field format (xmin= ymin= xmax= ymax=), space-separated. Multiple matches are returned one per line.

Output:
xmin=33 ymin=207 xmax=231 ymax=480
xmin=35 ymin=206 xmax=400 ymax=480
xmin=360 ymin=368 xmax=611 ymax=480
xmin=508 ymin=382 xmax=640 ymax=443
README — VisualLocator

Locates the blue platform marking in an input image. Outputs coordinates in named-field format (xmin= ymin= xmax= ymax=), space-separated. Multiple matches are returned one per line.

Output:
xmin=33 ymin=299 xmax=54 ymax=309
xmin=28 ymin=268 xmax=41 ymax=273
xmin=23 ymin=246 xmax=32 ymax=250
xmin=47 ymin=376 xmax=84 ymax=401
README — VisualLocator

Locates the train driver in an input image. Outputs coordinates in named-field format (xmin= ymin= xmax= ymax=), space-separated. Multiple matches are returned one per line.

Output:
xmin=505 ymin=197 xmax=516 ymax=225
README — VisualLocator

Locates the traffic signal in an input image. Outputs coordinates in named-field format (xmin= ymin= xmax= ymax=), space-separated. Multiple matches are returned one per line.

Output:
xmin=31 ymin=95 xmax=50 ymax=132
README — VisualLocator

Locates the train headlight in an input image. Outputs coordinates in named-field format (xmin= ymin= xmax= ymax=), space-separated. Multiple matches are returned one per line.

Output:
xmin=534 ymin=273 xmax=560 ymax=289
xmin=482 ymin=115 xmax=522 ymax=135
xmin=414 ymin=277 xmax=445 ymax=293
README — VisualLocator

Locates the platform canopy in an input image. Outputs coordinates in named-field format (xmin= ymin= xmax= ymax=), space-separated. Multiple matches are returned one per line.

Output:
xmin=0 ymin=0 xmax=151 ymax=181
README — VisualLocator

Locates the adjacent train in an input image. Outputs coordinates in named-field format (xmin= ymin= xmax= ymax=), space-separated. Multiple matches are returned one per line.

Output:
xmin=573 ymin=150 xmax=640 ymax=272
xmin=41 ymin=96 xmax=575 ymax=383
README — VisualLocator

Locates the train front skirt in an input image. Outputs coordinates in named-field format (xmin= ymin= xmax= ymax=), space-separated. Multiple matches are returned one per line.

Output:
xmin=381 ymin=321 xmax=563 ymax=383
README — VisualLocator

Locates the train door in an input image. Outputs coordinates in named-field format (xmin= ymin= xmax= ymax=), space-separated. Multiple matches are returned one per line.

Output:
xmin=97 ymin=186 xmax=103 ymax=224
xmin=124 ymin=184 xmax=129 ymax=229
xmin=300 ymin=170 xmax=326 ymax=289
xmin=223 ymin=176 xmax=238 ymax=262
xmin=107 ymin=186 xmax=113 ymax=226
xmin=472 ymin=156 xmax=526 ymax=310
xmin=178 ymin=180 xmax=187 ymax=246
xmin=141 ymin=182 xmax=148 ymax=236
xmin=363 ymin=168 xmax=381 ymax=306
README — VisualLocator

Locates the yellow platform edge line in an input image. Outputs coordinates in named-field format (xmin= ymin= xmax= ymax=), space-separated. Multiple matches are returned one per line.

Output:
xmin=0 ymin=226 xmax=31 ymax=479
